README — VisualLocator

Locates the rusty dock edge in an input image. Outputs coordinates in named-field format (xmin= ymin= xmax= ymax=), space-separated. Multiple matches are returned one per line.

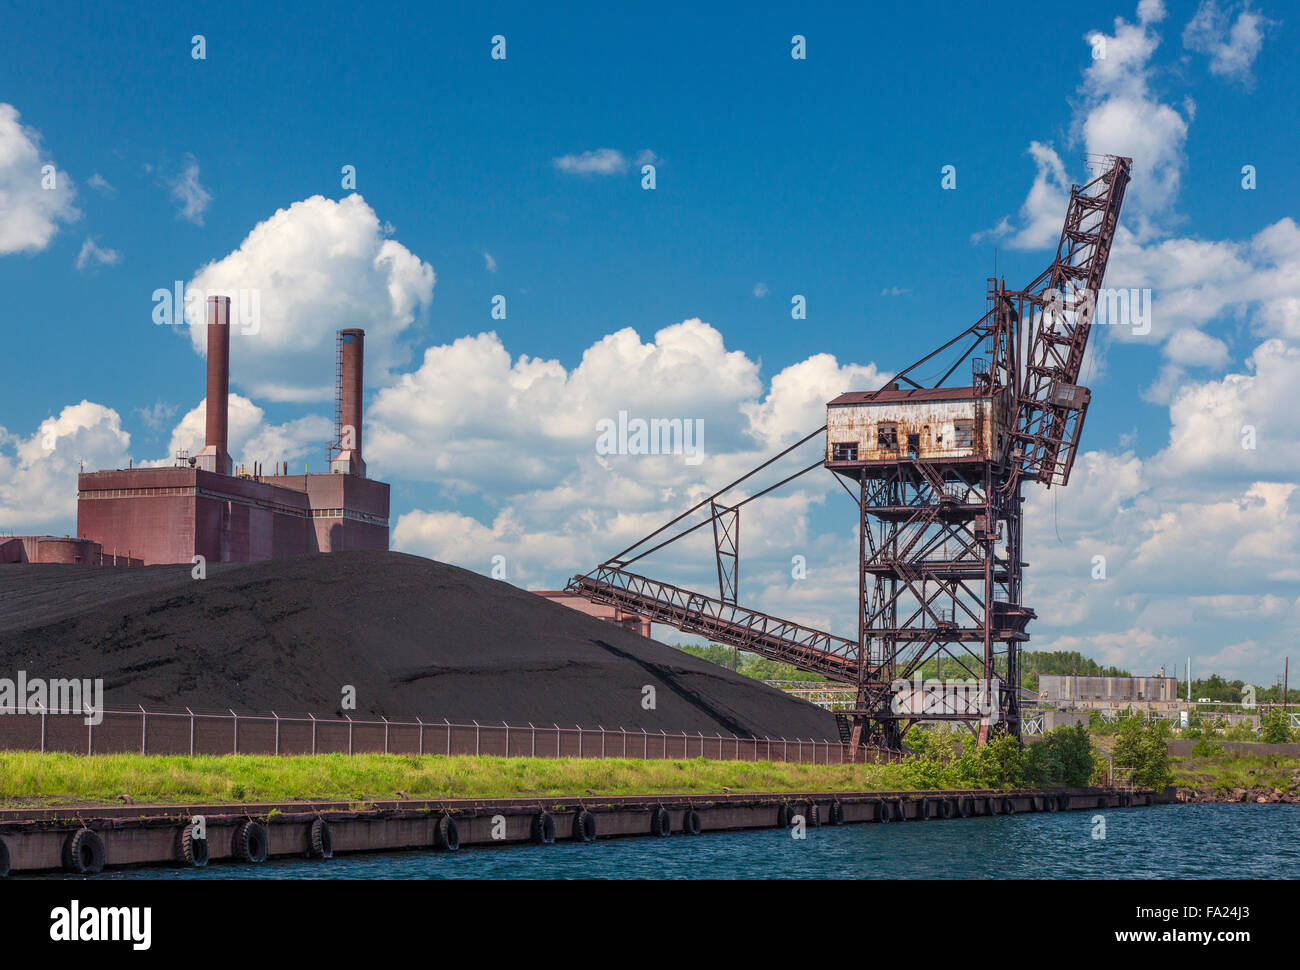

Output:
xmin=0 ymin=787 xmax=1172 ymax=876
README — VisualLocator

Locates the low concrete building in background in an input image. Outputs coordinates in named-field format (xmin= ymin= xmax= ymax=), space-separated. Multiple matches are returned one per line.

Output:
xmin=1039 ymin=674 xmax=1181 ymax=710
xmin=1042 ymin=711 xmax=1090 ymax=730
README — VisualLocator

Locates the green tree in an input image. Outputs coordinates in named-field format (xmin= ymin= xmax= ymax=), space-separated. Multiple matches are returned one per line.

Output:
xmin=1018 ymin=650 xmax=1131 ymax=691
xmin=1042 ymin=724 xmax=1097 ymax=787
xmin=1261 ymin=710 xmax=1293 ymax=744
xmin=1112 ymin=712 xmax=1144 ymax=776
xmin=1190 ymin=737 xmax=1223 ymax=757
xmin=1134 ymin=720 xmax=1173 ymax=790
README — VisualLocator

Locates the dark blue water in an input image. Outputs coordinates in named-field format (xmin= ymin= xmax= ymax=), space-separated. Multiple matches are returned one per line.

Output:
xmin=63 ymin=804 xmax=1300 ymax=880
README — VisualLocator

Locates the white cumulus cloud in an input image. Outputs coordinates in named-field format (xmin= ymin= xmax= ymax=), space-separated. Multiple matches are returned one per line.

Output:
xmin=185 ymin=193 xmax=435 ymax=403
xmin=0 ymin=403 xmax=131 ymax=530
xmin=160 ymin=394 xmax=333 ymax=471
xmin=0 ymin=103 xmax=79 ymax=255
xmin=1183 ymin=1 xmax=1272 ymax=86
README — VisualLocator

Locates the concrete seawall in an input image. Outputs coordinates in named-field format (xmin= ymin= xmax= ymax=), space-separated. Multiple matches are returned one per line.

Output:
xmin=0 ymin=786 xmax=1172 ymax=876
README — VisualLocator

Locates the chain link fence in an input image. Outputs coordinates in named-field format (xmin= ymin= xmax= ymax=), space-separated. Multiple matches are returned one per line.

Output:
xmin=0 ymin=706 xmax=851 ymax=765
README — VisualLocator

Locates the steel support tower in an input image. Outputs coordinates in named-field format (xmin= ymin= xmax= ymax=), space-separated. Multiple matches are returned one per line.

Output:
xmin=568 ymin=156 xmax=1131 ymax=754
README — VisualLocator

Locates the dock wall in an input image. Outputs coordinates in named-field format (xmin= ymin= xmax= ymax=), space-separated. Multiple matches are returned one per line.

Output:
xmin=0 ymin=786 xmax=1173 ymax=876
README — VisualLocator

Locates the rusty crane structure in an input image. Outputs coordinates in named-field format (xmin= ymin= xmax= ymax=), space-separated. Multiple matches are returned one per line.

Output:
xmin=567 ymin=155 xmax=1131 ymax=753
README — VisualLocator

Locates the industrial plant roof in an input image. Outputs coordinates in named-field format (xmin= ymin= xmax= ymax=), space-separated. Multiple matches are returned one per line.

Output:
xmin=828 ymin=385 xmax=985 ymax=406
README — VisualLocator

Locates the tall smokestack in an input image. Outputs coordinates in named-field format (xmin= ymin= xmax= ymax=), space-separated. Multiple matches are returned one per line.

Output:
xmin=330 ymin=328 xmax=366 ymax=477
xmin=196 ymin=295 xmax=232 ymax=476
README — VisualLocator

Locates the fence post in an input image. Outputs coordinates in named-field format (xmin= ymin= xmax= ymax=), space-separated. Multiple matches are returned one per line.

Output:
xmin=682 ymin=731 xmax=687 ymax=759
xmin=346 ymin=714 xmax=353 ymax=756
xmin=698 ymin=731 xmax=704 ymax=759
xmin=504 ymin=721 xmax=510 ymax=757
xmin=86 ymin=704 xmax=92 ymax=755
xmin=139 ymin=704 xmax=147 ymax=755
xmin=716 ymin=733 xmax=722 ymax=760
xmin=529 ymin=722 xmax=535 ymax=759
xmin=660 ymin=730 xmax=667 ymax=760
xmin=230 ymin=709 xmax=238 ymax=755
xmin=621 ymin=726 xmax=627 ymax=758
xmin=599 ymin=726 xmax=605 ymax=759
xmin=40 ymin=703 xmax=46 ymax=754
xmin=783 ymin=737 xmax=788 ymax=761
xmin=643 ymin=728 xmax=648 ymax=759
xmin=272 ymin=711 xmax=280 ymax=756
xmin=382 ymin=715 xmax=389 ymax=755
xmin=309 ymin=713 xmax=316 ymax=755
xmin=577 ymin=725 xmax=583 ymax=758
xmin=445 ymin=719 xmax=451 ymax=756
xmin=417 ymin=717 xmax=424 ymax=756
xmin=554 ymin=723 xmax=561 ymax=758
xmin=473 ymin=720 xmax=480 ymax=757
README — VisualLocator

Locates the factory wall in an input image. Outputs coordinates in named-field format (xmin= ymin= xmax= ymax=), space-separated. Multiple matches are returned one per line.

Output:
xmin=0 ymin=535 xmax=142 ymax=567
xmin=263 ymin=474 xmax=389 ymax=553
xmin=77 ymin=468 xmax=388 ymax=565
xmin=77 ymin=468 xmax=199 ymax=564
xmin=1039 ymin=675 xmax=1180 ymax=704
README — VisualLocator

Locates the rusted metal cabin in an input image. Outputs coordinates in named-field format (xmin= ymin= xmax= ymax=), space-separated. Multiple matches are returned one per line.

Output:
xmin=824 ymin=385 xmax=1014 ymax=470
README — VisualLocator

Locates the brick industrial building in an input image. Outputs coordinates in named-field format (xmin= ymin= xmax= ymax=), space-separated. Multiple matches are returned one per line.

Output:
xmin=532 ymin=591 xmax=654 ymax=638
xmin=73 ymin=296 xmax=389 ymax=565
xmin=0 ymin=535 xmax=141 ymax=567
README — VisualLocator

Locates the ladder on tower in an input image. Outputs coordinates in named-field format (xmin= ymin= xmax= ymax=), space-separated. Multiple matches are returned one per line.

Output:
xmin=326 ymin=332 xmax=344 ymax=466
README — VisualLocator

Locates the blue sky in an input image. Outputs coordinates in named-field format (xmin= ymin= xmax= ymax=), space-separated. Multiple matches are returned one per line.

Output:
xmin=2 ymin=0 xmax=1298 ymax=683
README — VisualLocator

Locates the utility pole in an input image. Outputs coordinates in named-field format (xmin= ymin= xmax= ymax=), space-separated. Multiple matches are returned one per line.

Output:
xmin=1187 ymin=656 xmax=1192 ymax=704
xmin=1284 ymin=657 xmax=1289 ymax=710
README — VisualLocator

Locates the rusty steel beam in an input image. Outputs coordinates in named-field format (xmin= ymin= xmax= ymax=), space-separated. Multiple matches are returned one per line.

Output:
xmin=711 ymin=500 xmax=739 ymax=605
xmin=566 ymin=566 xmax=867 ymax=682
xmin=1011 ymin=155 xmax=1131 ymax=487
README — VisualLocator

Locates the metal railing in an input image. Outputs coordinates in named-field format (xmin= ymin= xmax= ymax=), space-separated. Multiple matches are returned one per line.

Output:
xmin=0 ymin=704 xmax=851 ymax=765
xmin=761 ymin=681 xmax=858 ymax=711
xmin=1021 ymin=710 xmax=1045 ymax=736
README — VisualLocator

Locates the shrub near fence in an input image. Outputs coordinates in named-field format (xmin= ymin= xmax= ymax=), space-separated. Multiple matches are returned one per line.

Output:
xmin=0 ymin=707 xmax=851 ymax=765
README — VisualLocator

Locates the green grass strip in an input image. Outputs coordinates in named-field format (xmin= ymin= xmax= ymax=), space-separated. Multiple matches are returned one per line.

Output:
xmin=0 ymin=751 xmax=985 ymax=807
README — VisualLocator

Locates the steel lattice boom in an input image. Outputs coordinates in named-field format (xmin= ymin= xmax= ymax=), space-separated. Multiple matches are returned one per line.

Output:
xmin=1011 ymin=156 xmax=1131 ymax=487
xmin=568 ymin=566 xmax=862 ymax=681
